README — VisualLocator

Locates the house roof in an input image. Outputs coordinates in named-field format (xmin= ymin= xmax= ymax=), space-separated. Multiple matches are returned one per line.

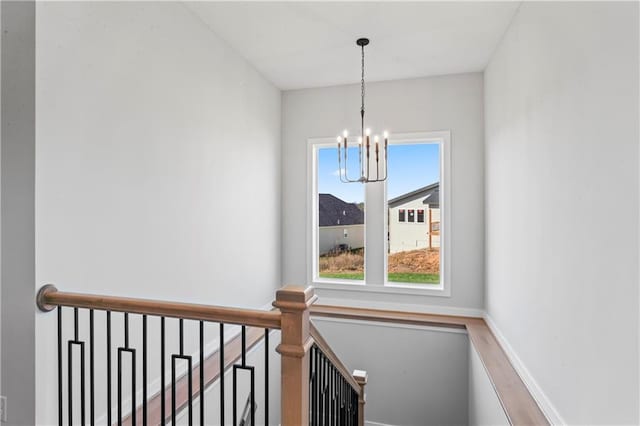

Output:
xmin=318 ymin=194 xmax=364 ymax=227
xmin=388 ymin=182 xmax=440 ymax=208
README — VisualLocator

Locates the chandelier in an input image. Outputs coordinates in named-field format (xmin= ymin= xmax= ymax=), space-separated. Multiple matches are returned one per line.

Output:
xmin=337 ymin=38 xmax=388 ymax=183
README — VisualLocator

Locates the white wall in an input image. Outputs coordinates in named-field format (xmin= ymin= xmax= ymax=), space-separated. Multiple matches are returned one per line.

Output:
xmin=467 ymin=344 xmax=508 ymax=426
xmin=2 ymin=2 xmax=35 ymax=424
xmin=484 ymin=2 xmax=639 ymax=424
xmin=314 ymin=318 xmax=468 ymax=426
xmin=34 ymin=2 xmax=281 ymax=424
xmin=282 ymin=73 xmax=484 ymax=311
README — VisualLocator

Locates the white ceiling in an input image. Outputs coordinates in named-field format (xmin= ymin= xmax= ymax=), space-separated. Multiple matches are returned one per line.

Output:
xmin=187 ymin=2 xmax=520 ymax=90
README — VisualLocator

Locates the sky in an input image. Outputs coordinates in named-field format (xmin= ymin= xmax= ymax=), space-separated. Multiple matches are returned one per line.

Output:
xmin=318 ymin=142 xmax=440 ymax=204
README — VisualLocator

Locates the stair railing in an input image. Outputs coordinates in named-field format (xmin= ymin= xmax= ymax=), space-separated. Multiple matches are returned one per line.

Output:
xmin=36 ymin=284 xmax=366 ymax=425
xmin=309 ymin=323 xmax=367 ymax=426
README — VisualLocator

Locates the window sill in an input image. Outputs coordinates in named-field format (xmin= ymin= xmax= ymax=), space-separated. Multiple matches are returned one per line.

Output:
xmin=311 ymin=280 xmax=450 ymax=297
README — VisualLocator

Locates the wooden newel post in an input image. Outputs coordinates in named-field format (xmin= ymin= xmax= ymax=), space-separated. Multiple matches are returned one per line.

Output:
xmin=274 ymin=285 xmax=317 ymax=426
xmin=353 ymin=369 xmax=368 ymax=426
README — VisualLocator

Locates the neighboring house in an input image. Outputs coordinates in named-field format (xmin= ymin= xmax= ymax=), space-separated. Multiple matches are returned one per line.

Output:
xmin=318 ymin=193 xmax=364 ymax=255
xmin=388 ymin=183 xmax=440 ymax=253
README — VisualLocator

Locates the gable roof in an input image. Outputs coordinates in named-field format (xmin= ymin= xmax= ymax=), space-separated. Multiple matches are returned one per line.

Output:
xmin=388 ymin=182 xmax=440 ymax=208
xmin=318 ymin=194 xmax=364 ymax=227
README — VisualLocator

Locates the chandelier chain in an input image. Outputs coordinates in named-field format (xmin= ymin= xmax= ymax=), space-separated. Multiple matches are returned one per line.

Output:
xmin=360 ymin=44 xmax=365 ymax=135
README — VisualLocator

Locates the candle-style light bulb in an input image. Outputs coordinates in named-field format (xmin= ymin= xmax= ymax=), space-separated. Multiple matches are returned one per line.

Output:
xmin=343 ymin=130 xmax=348 ymax=138
xmin=374 ymin=135 xmax=380 ymax=143
xmin=358 ymin=136 xmax=363 ymax=145
xmin=383 ymin=130 xmax=389 ymax=139
xmin=365 ymin=128 xmax=371 ymax=136
xmin=337 ymin=136 xmax=342 ymax=143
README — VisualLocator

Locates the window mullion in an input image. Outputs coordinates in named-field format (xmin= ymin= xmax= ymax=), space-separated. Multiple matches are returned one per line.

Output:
xmin=363 ymin=181 xmax=386 ymax=286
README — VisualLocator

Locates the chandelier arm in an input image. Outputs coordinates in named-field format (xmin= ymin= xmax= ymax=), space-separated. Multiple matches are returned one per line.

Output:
xmin=341 ymin=143 xmax=360 ymax=183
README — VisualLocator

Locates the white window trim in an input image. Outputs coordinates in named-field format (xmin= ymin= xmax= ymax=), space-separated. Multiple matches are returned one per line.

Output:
xmin=307 ymin=130 xmax=451 ymax=298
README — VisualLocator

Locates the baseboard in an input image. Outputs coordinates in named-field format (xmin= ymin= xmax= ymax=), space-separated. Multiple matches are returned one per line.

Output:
xmin=483 ymin=313 xmax=565 ymax=425
xmin=365 ymin=420 xmax=397 ymax=426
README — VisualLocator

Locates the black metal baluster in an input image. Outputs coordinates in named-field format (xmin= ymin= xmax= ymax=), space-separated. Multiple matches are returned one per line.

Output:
xmin=179 ymin=318 xmax=184 ymax=355
xmin=118 ymin=347 xmax=136 ymax=426
xmin=107 ymin=311 xmax=112 ymax=426
xmin=324 ymin=357 xmax=329 ymax=425
xmin=172 ymin=354 xmax=193 ymax=426
xmin=241 ymin=326 xmax=246 ymax=366
xmin=232 ymin=367 xmax=237 ymax=426
xmin=332 ymin=367 xmax=336 ymax=426
xmin=250 ymin=366 xmax=255 ymax=426
xmin=171 ymin=353 xmax=176 ymax=426
xmin=311 ymin=346 xmax=317 ymax=426
xmin=143 ymin=315 xmax=147 ymax=426
xmin=264 ymin=328 xmax=269 ymax=426
xmin=90 ymin=309 xmax=95 ymax=426
xmin=68 ymin=308 xmax=86 ymax=426
xmin=119 ymin=313 xmax=136 ymax=426
xmin=219 ymin=323 xmax=225 ymax=425
xmin=124 ymin=313 xmax=129 ymax=348
xmin=319 ymin=352 xmax=324 ymax=426
xmin=57 ymin=307 xmax=62 ymax=426
xmin=200 ymin=321 xmax=204 ymax=426
xmin=161 ymin=317 xmax=165 ymax=425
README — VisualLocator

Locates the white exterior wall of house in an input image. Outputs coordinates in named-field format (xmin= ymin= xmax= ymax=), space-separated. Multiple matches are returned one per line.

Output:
xmin=319 ymin=224 xmax=364 ymax=255
xmin=389 ymin=199 xmax=440 ymax=253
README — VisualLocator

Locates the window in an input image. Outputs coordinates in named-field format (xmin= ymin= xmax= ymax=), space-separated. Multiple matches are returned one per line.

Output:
xmin=314 ymin=146 xmax=364 ymax=282
xmin=387 ymin=142 xmax=441 ymax=285
xmin=310 ymin=131 xmax=450 ymax=295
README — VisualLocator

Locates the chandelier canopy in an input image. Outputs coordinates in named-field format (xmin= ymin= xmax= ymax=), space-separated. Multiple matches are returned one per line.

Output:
xmin=337 ymin=38 xmax=388 ymax=184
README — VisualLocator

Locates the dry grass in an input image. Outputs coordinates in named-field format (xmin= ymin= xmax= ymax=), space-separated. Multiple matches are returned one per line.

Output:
xmin=319 ymin=248 xmax=439 ymax=274
xmin=319 ymin=249 xmax=364 ymax=273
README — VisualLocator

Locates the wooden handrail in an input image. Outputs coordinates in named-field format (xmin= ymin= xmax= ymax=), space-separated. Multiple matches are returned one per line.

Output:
xmin=309 ymin=322 xmax=361 ymax=394
xmin=36 ymin=285 xmax=282 ymax=329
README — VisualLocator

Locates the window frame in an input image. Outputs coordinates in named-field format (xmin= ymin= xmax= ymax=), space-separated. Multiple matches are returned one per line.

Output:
xmin=308 ymin=130 xmax=451 ymax=297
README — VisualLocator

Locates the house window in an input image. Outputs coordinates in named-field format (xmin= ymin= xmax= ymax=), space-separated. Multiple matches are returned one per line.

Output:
xmin=310 ymin=131 xmax=449 ymax=294
xmin=315 ymin=145 xmax=365 ymax=282
xmin=387 ymin=141 xmax=442 ymax=285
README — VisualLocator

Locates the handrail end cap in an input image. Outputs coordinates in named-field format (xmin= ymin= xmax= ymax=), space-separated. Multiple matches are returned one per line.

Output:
xmin=36 ymin=284 xmax=58 ymax=312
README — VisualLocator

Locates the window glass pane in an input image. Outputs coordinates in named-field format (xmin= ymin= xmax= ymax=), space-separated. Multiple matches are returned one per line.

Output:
xmin=317 ymin=146 xmax=364 ymax=281
xmin=387 ymin=143 xmax=440 ymax=285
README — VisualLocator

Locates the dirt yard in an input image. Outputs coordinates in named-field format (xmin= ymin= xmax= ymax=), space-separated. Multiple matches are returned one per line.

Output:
xmin=319 ymin=248 xmax=440 ymax=274
xmin=387 ymin=248 xmax=440 ymax=274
